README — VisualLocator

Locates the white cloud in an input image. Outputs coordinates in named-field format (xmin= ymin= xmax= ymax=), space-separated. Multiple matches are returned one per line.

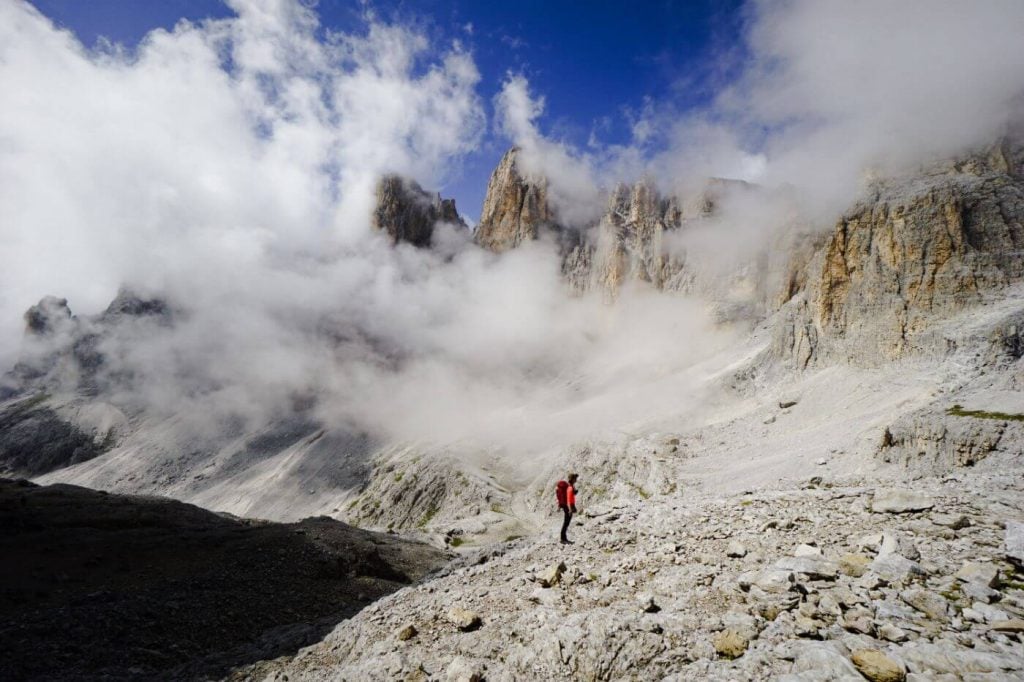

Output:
xmin=3 ymin=0 xmax=1023 ymax=469
xmin=0 ymin=0 xmax=732 ymax=461
xmin=494 ymin=0 xmax=1024 ymax=223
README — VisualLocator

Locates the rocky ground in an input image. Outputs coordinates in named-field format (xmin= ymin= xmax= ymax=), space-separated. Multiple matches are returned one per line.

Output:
xmin=0 ymin=479 xmax=448 ymax=681
xmin=230 ymin=465 xmax=1024 ymax=681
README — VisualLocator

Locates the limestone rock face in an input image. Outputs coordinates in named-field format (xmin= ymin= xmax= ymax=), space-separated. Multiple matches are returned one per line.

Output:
xmin=776 ymin=140 xmax=1024 ymax=366
xmin=589 ymin=181 xmax=683 ymax=292
xmin=373 ymin=174 xmax=464 ymax=248
xmin=474 ymin=148 xmax=556 ymax=252
xmin=474 ymin=147 xmax=778 ymax=315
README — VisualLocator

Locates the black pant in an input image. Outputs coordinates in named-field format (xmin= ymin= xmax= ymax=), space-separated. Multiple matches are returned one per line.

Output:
xmin=560 ymin=506 xmax=573 ymax=541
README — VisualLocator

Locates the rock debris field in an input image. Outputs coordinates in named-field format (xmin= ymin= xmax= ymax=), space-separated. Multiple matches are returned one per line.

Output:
xmin=234 ymin=470 xmax=1024 ymax=682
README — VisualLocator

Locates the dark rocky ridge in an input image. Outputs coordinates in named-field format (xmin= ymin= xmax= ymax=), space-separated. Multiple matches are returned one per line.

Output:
xmin=372 ymin=174 xmax=465 ymax=247
xmin=0 ymin=478 xmax=448 ymax=681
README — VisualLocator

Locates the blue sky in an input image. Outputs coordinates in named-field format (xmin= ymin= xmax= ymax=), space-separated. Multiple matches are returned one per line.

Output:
xmin=31 ymin=0 xmax=744 ymax=220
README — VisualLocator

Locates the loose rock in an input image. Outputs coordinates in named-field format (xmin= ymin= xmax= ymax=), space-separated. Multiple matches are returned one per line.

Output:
xmin=954 ymin=561 xmax=999 ymax=588
xmin=850 ymin=648 xmax=907 ymax=682
xmin=870 ymin=490 xmax=935 ymax=513
xmin=446 ymin=607 xmax=482 ymax=632
xmin=727 ymin=541 xmax=748 ymax=558
xmin=713 ymin=628 xmax=748 ymax=659
xmin=537 ymin=561 xmax=566 ymax=588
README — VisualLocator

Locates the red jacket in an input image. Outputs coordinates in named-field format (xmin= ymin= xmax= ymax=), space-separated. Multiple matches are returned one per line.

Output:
xmin=556 ymin=480 xmax=576 ymax=509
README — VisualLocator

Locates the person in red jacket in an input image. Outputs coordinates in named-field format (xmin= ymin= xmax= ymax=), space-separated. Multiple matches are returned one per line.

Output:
xmin=556 ymin=473 xmax=579 ymax=544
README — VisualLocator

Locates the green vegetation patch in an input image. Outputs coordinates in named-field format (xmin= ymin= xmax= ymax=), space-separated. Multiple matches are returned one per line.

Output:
xmin=947 ymin=404 xmax=1024 ymax=422
xmin=417 ymin=503 xmax=439 ymax=528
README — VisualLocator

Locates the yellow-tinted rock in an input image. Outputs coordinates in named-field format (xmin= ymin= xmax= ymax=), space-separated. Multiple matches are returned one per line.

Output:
xmin=851 ymin=649 xmax=906 ymax=682
xmin=713 ymin=629 xmax=748 ymax=659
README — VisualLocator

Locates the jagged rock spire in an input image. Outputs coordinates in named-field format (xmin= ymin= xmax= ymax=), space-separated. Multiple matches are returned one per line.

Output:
xmin=474 ymin=148 xmax=558 ymax=252
xmin=373 ymin=174 xmax=465 ymax=248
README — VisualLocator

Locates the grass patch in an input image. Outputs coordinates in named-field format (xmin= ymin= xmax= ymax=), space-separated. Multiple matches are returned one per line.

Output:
xmin=490 ymin=503 xmax=504 ymax=514
xmin=627 ymin=482 xmax=650 ymax=500
xmin=947 ymin=404 xmax=1024 ymax=421
xmin=504 ymin=534 xmax=523 ymax=542
xmin=417 ymin=504 xmax=439 ymax=529
xmin=939 ymin=584 xmax=962 ymax=602
xmin=740 ymin=499 xmax=754 ymax=507
xmin=393 ymin=472 xmax=404 ymax=483
xmin=449 ymin=537 xmax=467 ymax=548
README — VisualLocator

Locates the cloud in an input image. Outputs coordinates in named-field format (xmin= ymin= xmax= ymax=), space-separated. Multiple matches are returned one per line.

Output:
xmin=495 ymin=0 xmax=1024 ymax=222
xmin=0 ymin=0 xmax=732 ymax=463
xmin=3 ymin=0 xmax=1023 ymax=475
xmin=0 ymin=0 xmax=483 ymax=356
xmin=719 ymin=0 xmax=1024 ymax=217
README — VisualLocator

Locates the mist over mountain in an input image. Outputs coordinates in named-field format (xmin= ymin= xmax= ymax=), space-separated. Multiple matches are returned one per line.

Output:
xmin=3 ymin=1 xmax=1024 ymax=680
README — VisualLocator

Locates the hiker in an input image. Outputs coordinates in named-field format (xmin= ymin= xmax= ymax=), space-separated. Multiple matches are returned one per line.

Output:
xmin=556 ymin=473 xmax=579 ymax=544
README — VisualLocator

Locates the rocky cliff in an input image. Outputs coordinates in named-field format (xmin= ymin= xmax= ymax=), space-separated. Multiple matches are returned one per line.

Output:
xmin=474 ymin=148 xmax=755 ymax=300
xmin=372 ymin=175 xmax=465 ymax=248
xmin=473 ymin=148 xmax=558 ymax=252
xmin=775 ymin=141 xmax=1024 ymax=367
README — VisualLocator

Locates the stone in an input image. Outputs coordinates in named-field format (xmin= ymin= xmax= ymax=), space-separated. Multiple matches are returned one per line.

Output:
xmin=446 ymin=607 xmax=482 ymax=631
xmin=445 ymin=656 xmax=483 ymax=682
xmin=878 ymin=623 xmax=909 ymax=642
xmin=727 ymin=541 xmax=748 ymax=558
xmin=537 ymin=561 xmax=567 ymax=588
xmin=838 ymin=553 xmax=871 ymax=577
xmin=840 ymin=608 xmax=875 ymax=635
xmin=850 ymin=649 xmax=907 ymax=682
xmin=785 ymin=642 xmax=862 ymax=678
xmin=753 ymin=569 xmax=796 ymax=593
xmin=954 ymin=561 xmax=999 ymax=588
xmin=871 ymin=490 xmax=935 ymax=513
xmin=989 ymin=618 xmax=1024 ymax=633
xmin=818 ymin=593 xmax=842 ymax=617
xmin=1006 ymin=521 xmax=1024 ymax=567
xmin=638 ymin=593 xmax=660 ymax=613
xmin=900 ymin=589 xmax=950 ymax=620
xmin=396 ymin=623 xmax=418 ymax=641
xmin=869 ymin=554 xmax=926 ymax=584
xmin=961 ymin=581 xmax=1000 ymax=604
xmin=794 ymin=543 xmax=822 ymax=557
xmin=931 ymin=513 xmax=970 ymax=530
xmin=713 ymin=628 xmax=749 ymax=659
xmin=775 ymin=556 xmax=839 ymax=580
xmin=897 ymin=641 xmax=1024 ymax=676
xmin=971 ymin=601 xmax=1012 ymax=623
xmin=794 ymin=615 xmax=823 ymax=638
xmin=962 ymin=607 xmax=985 ymax=623
xmin=877 ymin=532 xmax=900 ymax=557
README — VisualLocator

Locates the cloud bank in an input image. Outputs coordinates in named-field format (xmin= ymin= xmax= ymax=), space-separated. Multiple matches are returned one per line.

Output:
xmin=498 ymin=0 xmax=1024 ymax=221
xmin=2 ymin=0 xmax=1023 ymax=464
xmin=0 ymin=0 xmax=731 ymax=458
